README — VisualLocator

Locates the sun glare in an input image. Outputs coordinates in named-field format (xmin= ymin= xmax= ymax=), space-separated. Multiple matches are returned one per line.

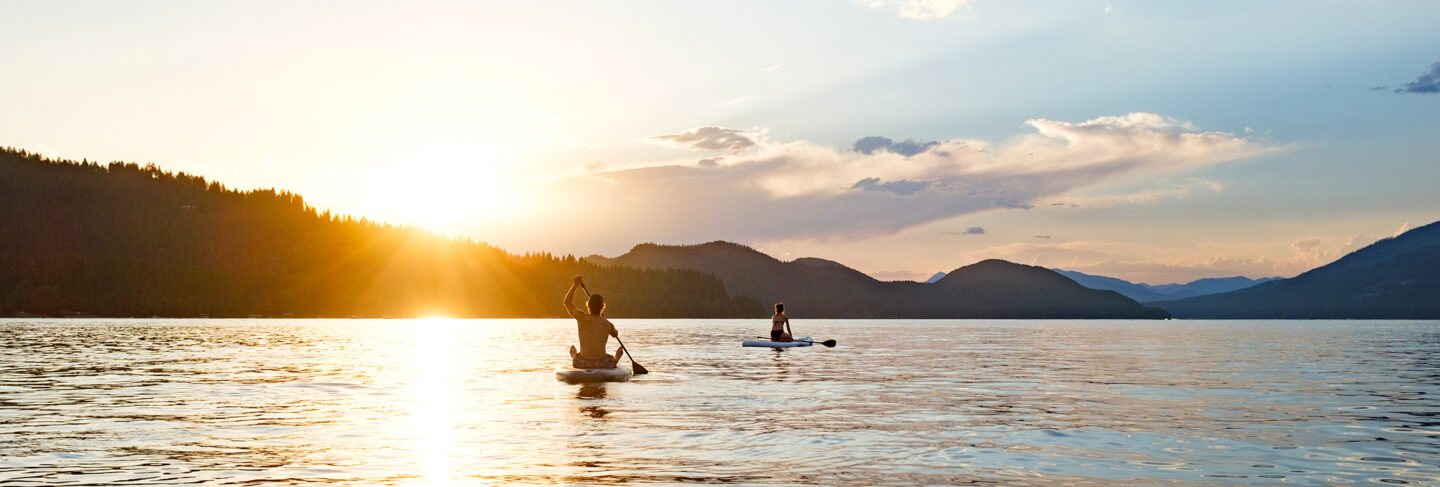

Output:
xmin=410 ymin=318 xmax=461 ymax=485
xmin=368 ymin=147 xmax=530 ymax=235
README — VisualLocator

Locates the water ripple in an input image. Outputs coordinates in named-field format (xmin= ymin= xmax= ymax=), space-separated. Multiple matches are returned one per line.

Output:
xmin=1 ymin=318 xmax=1438 ymax=485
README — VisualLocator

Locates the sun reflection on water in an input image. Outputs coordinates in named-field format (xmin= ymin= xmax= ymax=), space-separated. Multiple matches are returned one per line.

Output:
xmin=408 ymin=318 xmax=462 ymax=486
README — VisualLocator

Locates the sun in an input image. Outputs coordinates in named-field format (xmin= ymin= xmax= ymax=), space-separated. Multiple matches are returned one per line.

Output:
xmin=369 ymin=148 xmax=525 ymax=234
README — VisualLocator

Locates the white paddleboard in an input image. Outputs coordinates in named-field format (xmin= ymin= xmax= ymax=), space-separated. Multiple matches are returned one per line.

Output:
xmin=741 ymin=337 xmax=814 ymax=348
xmin=555 ymin=366 xmax=633 ymax=383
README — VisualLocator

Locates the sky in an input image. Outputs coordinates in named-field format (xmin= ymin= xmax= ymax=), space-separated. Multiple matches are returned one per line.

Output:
xmin=3 ymin=0 xmax=1438 ymax=284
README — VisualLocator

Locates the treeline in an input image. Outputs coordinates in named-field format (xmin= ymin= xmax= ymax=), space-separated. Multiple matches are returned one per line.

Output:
xmin=0 ymin=147 xmax=764 ymax=318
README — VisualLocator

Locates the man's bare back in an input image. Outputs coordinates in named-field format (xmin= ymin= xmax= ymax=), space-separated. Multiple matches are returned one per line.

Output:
xmin=564 ymin=276 xmax=624 ymax=368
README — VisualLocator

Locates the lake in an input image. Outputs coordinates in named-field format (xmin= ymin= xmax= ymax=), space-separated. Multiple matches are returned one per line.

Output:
xmin=1 ymin=319 xmax=1438 ymax=486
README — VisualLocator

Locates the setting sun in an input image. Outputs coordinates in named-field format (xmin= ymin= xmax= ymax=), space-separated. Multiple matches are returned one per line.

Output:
xmin=362 ymin=148 xmax=529 ymax=235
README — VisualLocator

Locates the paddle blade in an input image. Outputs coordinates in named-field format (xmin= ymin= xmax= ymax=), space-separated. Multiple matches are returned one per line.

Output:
xmin=631 ymin=361 xmax=650 ymax=375
xmin=820 ymin=339 xmax=837 ymax=347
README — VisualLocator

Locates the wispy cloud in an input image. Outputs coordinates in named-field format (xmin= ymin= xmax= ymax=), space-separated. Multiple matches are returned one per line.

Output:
xmin=864 ymin=0 xmax=970 ymax=20
xmin=1037 ymin=178 xmax=1225 ymax=209
xmin=1395 ymin=62 xmax=1440 ymax=94
xmin=1392 ymin=221 xmax=1413 ymax=238
xmin=537 ymin=113 xmax=1277 ymax=250
xmin=644 ymin=126 xmax=762 ymax=153
xmin=983 ymin=238 xmax=1325 ymax=284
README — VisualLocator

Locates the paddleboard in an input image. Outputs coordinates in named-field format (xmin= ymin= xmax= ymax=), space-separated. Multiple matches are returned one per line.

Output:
xmin=742 ymin=336 xmax=814 ymax=348
xmin=555 ymin=366 xmax=633 ymax=383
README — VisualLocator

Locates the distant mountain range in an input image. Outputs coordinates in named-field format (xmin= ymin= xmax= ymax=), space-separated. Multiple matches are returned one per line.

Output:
xmin=1152 ymin=221 xmax=1440 ymax=319
xmin=586 ymin=242 xmax=1171 ymax=319
xmin=1051 ymin=270 xmax=1282 ymax=303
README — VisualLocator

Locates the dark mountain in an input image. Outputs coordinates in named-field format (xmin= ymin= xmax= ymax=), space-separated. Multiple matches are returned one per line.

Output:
xmin=586 ymin=242 xmax=887 ymax=317
xmin=1153 ymin=220 xmax=1440 ymax=319
xmin=0 ymin=147 xmax=762 ymax=318
xmin=1151 ymin=276 xmax=1284 ymax=298
xmin=587 ymin=242 xmax=1170 ymax=319
xmin=1054 ymin=270 xmax=1281 ymax=302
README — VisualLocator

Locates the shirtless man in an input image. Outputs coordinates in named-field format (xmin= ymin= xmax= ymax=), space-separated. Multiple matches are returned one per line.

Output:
xmin=565 ymin=276 xmax=624 ymax=369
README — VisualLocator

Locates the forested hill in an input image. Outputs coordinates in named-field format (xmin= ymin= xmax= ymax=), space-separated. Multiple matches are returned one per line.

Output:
xmin=0 ymin=148 xmax=762 ymax=318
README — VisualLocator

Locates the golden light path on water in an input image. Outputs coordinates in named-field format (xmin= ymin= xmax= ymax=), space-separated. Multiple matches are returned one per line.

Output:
xmin=374 ymin=318 xmax=580 ymax=485
xmin=412 ymin=318 xmax=460 ymax=485
xmin=378 ymin=318 xmax=561 ymax=485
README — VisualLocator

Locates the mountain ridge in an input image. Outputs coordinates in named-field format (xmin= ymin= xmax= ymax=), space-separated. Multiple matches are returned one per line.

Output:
xmin=1152 ymin=220 xmax=1440 ymax=319
xmin=1053 ymin=270 xmax=1282 ymax=303
xmin=588 ymin=242 xmax=1170 ymax=319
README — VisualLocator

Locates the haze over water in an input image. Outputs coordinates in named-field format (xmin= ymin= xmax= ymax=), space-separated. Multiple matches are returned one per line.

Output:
xmin=2 ymin=318 xmax=1438 ymax=486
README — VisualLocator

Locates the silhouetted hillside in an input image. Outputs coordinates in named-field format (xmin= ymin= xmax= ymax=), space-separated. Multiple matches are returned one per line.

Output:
xmin=1154 ymin=220 xmax=1440 ymax=319
xmin=587 ymin=242 xmax=1170 ymax=319
xmin=0 ymin=147 xmax=762 ymax=318
xmin=1054 ymin=270 xmax=1281 ymax=302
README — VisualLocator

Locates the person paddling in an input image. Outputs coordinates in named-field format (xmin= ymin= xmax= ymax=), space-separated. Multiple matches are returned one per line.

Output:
xmin=770 ymin=302 xmax=794 ymax=342
xmin=565 ymin=275 xmax=625 ymax=369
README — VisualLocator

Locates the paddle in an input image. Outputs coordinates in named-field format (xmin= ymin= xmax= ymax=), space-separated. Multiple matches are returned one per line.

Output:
xmin=580 ymin=283 xmax=649 ymax=375
xmin=754 ymin=337 xmax=838 ymax=347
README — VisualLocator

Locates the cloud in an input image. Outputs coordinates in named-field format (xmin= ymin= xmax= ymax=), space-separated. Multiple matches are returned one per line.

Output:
xmin=645 ymin=126 xmax=760 ymax=153
xmin=527 ymin=113 xmax=1277 ymax=250
xmin=1292 ymin=237 xmax=1322 ymax=254
xmin=975 ymin=231 xmax=1383 ymax=284
xmin=1034 ymin=235 xmax=1052 ymax=239
xmin=1392 ymin=221 xmax=1413 ymax=238
xmin=864 ymin=0 xmax=970 ymax=20
xmin=853 ymin=136 xmax=893 ymax=155
xmin=939 ymin=226 xmax=985 ymax=236
xmin=852 ymin=136 xmax=940 ymax=156
xmin=1038 ymin=178 xmax=1225 ymax=209
xmin=1293 ymin=234 xmax=1376 ymax=267
xmin=978 ymin=239 xmax=1304 ymax=284
xmin=1396 ymin=62 xmax=1440 ymax=94
xmin=851 ymin=177 xmax=933 ymax=196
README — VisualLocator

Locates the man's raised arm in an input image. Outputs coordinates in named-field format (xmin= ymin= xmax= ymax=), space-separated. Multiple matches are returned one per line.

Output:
xmin=563 ymin=276 xmax=582 ymax=317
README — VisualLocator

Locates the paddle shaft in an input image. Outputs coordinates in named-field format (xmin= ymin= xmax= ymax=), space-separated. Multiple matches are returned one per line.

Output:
xmin=579 ymin=283 xmax=649 ymax=374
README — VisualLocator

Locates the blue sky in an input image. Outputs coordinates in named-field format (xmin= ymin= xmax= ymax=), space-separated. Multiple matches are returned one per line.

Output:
xmin=2 ymin=1 xmax=1437 ymax=283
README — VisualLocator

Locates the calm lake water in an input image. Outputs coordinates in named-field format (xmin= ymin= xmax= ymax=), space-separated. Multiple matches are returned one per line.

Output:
xmin=1 ymin=319 xmax=1438 ymax=486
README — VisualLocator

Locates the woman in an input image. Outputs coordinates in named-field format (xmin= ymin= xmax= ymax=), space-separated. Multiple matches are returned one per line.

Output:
xmin=770 ymin=302 xmax=793 ymax=342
